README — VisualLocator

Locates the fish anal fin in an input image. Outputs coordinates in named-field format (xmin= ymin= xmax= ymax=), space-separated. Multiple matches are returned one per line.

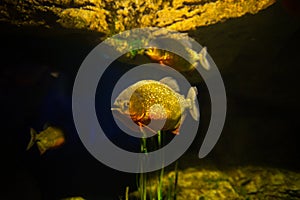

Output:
xmin=172 ymin=114 xmax=186 ymax=135
xmin=172 ymin=127 xmax=180 ymax=135
xmin=37 ymin=142 xmax=47 ymax=155
xmin=26 ymin=128 xmax=37 ymax=151
xmin=138 ymin=122 xmax=157 ymax=135
xmin=159 ymin=60 xmax=165 ymax=65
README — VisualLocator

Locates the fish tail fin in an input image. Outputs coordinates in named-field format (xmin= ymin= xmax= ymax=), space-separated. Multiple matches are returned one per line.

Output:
xmin=187 ymin=87 xmax=200 ymax=121
xmin=198 ymin=46 xmax=210 ymax=71
xmin=26 ymin=128 xmax=37 ymax=151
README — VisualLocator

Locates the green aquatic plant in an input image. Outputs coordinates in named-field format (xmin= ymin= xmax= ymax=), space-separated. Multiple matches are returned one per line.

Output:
xmin=133 ymin=130 xmax=179 ymax=200
xmin=126 ymin=186 xmax=129 ymax=200
xmin=135 ymin=127 xmax=148 ymax=200
xmin=157 ymin=131 xmax=164 ymax=200
xmin=121 ymin=132 xmax=179 ymax=200
xmin=167 ymin=161 xmax=179 ymax=200
xmin=139 ymin=135 xmax=148 ymax=200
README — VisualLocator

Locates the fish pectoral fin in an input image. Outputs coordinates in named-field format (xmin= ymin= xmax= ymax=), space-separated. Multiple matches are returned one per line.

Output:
xmin=138 ymin=122 xmax=157 ymax=135
xmin=37 ymin=142 xmax=47 ymax=155
xmin=172 ymin=128 xmax=180 ymax=135
xmin=159 ymin=60 xmax=167 ymax=66
xmin=26 ymin=128 xmax=37 ymax=151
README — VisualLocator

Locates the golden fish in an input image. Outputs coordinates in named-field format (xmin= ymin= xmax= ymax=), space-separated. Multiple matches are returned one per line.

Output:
xmin=112 ymin=77 xmax=199 ymax=134
xmin=145 ymin=46 xmax=210 ymax=72
xmin=26 ymin=125 xmax=65 ymax=155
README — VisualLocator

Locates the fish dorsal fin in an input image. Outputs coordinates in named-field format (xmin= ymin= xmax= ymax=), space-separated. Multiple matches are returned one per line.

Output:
xmin=43 ymin=122 xmax=51 ymax=130
xmin=179 ymin=38 xmax=192 ymax=49
xmin=159 ymin=77 xmax=180 ymax=92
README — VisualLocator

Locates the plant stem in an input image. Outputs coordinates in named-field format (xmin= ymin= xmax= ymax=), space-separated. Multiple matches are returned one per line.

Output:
xmin=157 ymin=130 xmax=164 ymax=200
xmin=140 ymin=131 xmax=147 ymax=200
xmin=125 ymin=186 xmax=129 ymax=200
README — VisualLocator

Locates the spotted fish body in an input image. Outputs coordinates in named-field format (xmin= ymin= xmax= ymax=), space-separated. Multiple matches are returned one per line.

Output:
xmin=112 ymin=77 xmax=199 ymax=134
xmin=26 ymin=126 xmax=65 ymax=155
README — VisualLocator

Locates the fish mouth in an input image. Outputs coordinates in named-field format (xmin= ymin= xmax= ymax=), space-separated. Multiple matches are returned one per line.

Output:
xmin=111 ymin=107 xmax=129 ymax=114
xmin=111 ymin=107 xmax=122 ymax=114
xmin=111 ymin=107 xmax=132 ymax=117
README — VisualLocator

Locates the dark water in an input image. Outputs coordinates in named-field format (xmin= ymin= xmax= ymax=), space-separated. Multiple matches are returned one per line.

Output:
xmin=1 ymin=26 xmax=139 ymax=200
xmin=2 ymin=2 xmax=300 ymax=200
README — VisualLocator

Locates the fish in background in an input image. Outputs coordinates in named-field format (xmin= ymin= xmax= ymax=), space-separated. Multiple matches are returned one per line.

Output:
xmin=112 ymin=77 xmax=199 ymax=135
xmin=26 ymin=124 xmax=65 ymax=155
xmin=144 ymin=38 xmax=211 ymax=72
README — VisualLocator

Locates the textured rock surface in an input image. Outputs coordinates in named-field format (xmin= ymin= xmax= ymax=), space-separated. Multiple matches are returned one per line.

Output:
xmin=0 ymin=0 xmax=275 ymax=37
xmin=130 ymin=166 xmax=300 ymax=200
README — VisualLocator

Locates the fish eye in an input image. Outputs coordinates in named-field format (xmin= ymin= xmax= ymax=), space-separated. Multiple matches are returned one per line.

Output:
xmin=123 ymin=101 xmax=130 ymax=109
xmin=147 ymin=48 xmax=153 ymax=53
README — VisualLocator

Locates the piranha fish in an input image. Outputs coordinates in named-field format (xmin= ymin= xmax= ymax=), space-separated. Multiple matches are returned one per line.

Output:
xmin=145 ymin=43 xmax=210 ymax=72
xmin=26 ymin=125 xmax=65 ymax=155
xmin=112 ymin=77 xmax=199 ymax=134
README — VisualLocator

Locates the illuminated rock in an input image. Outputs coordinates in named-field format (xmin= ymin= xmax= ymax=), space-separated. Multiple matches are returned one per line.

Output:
xmin=0 ymin=0 xmax=275 ymax=37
